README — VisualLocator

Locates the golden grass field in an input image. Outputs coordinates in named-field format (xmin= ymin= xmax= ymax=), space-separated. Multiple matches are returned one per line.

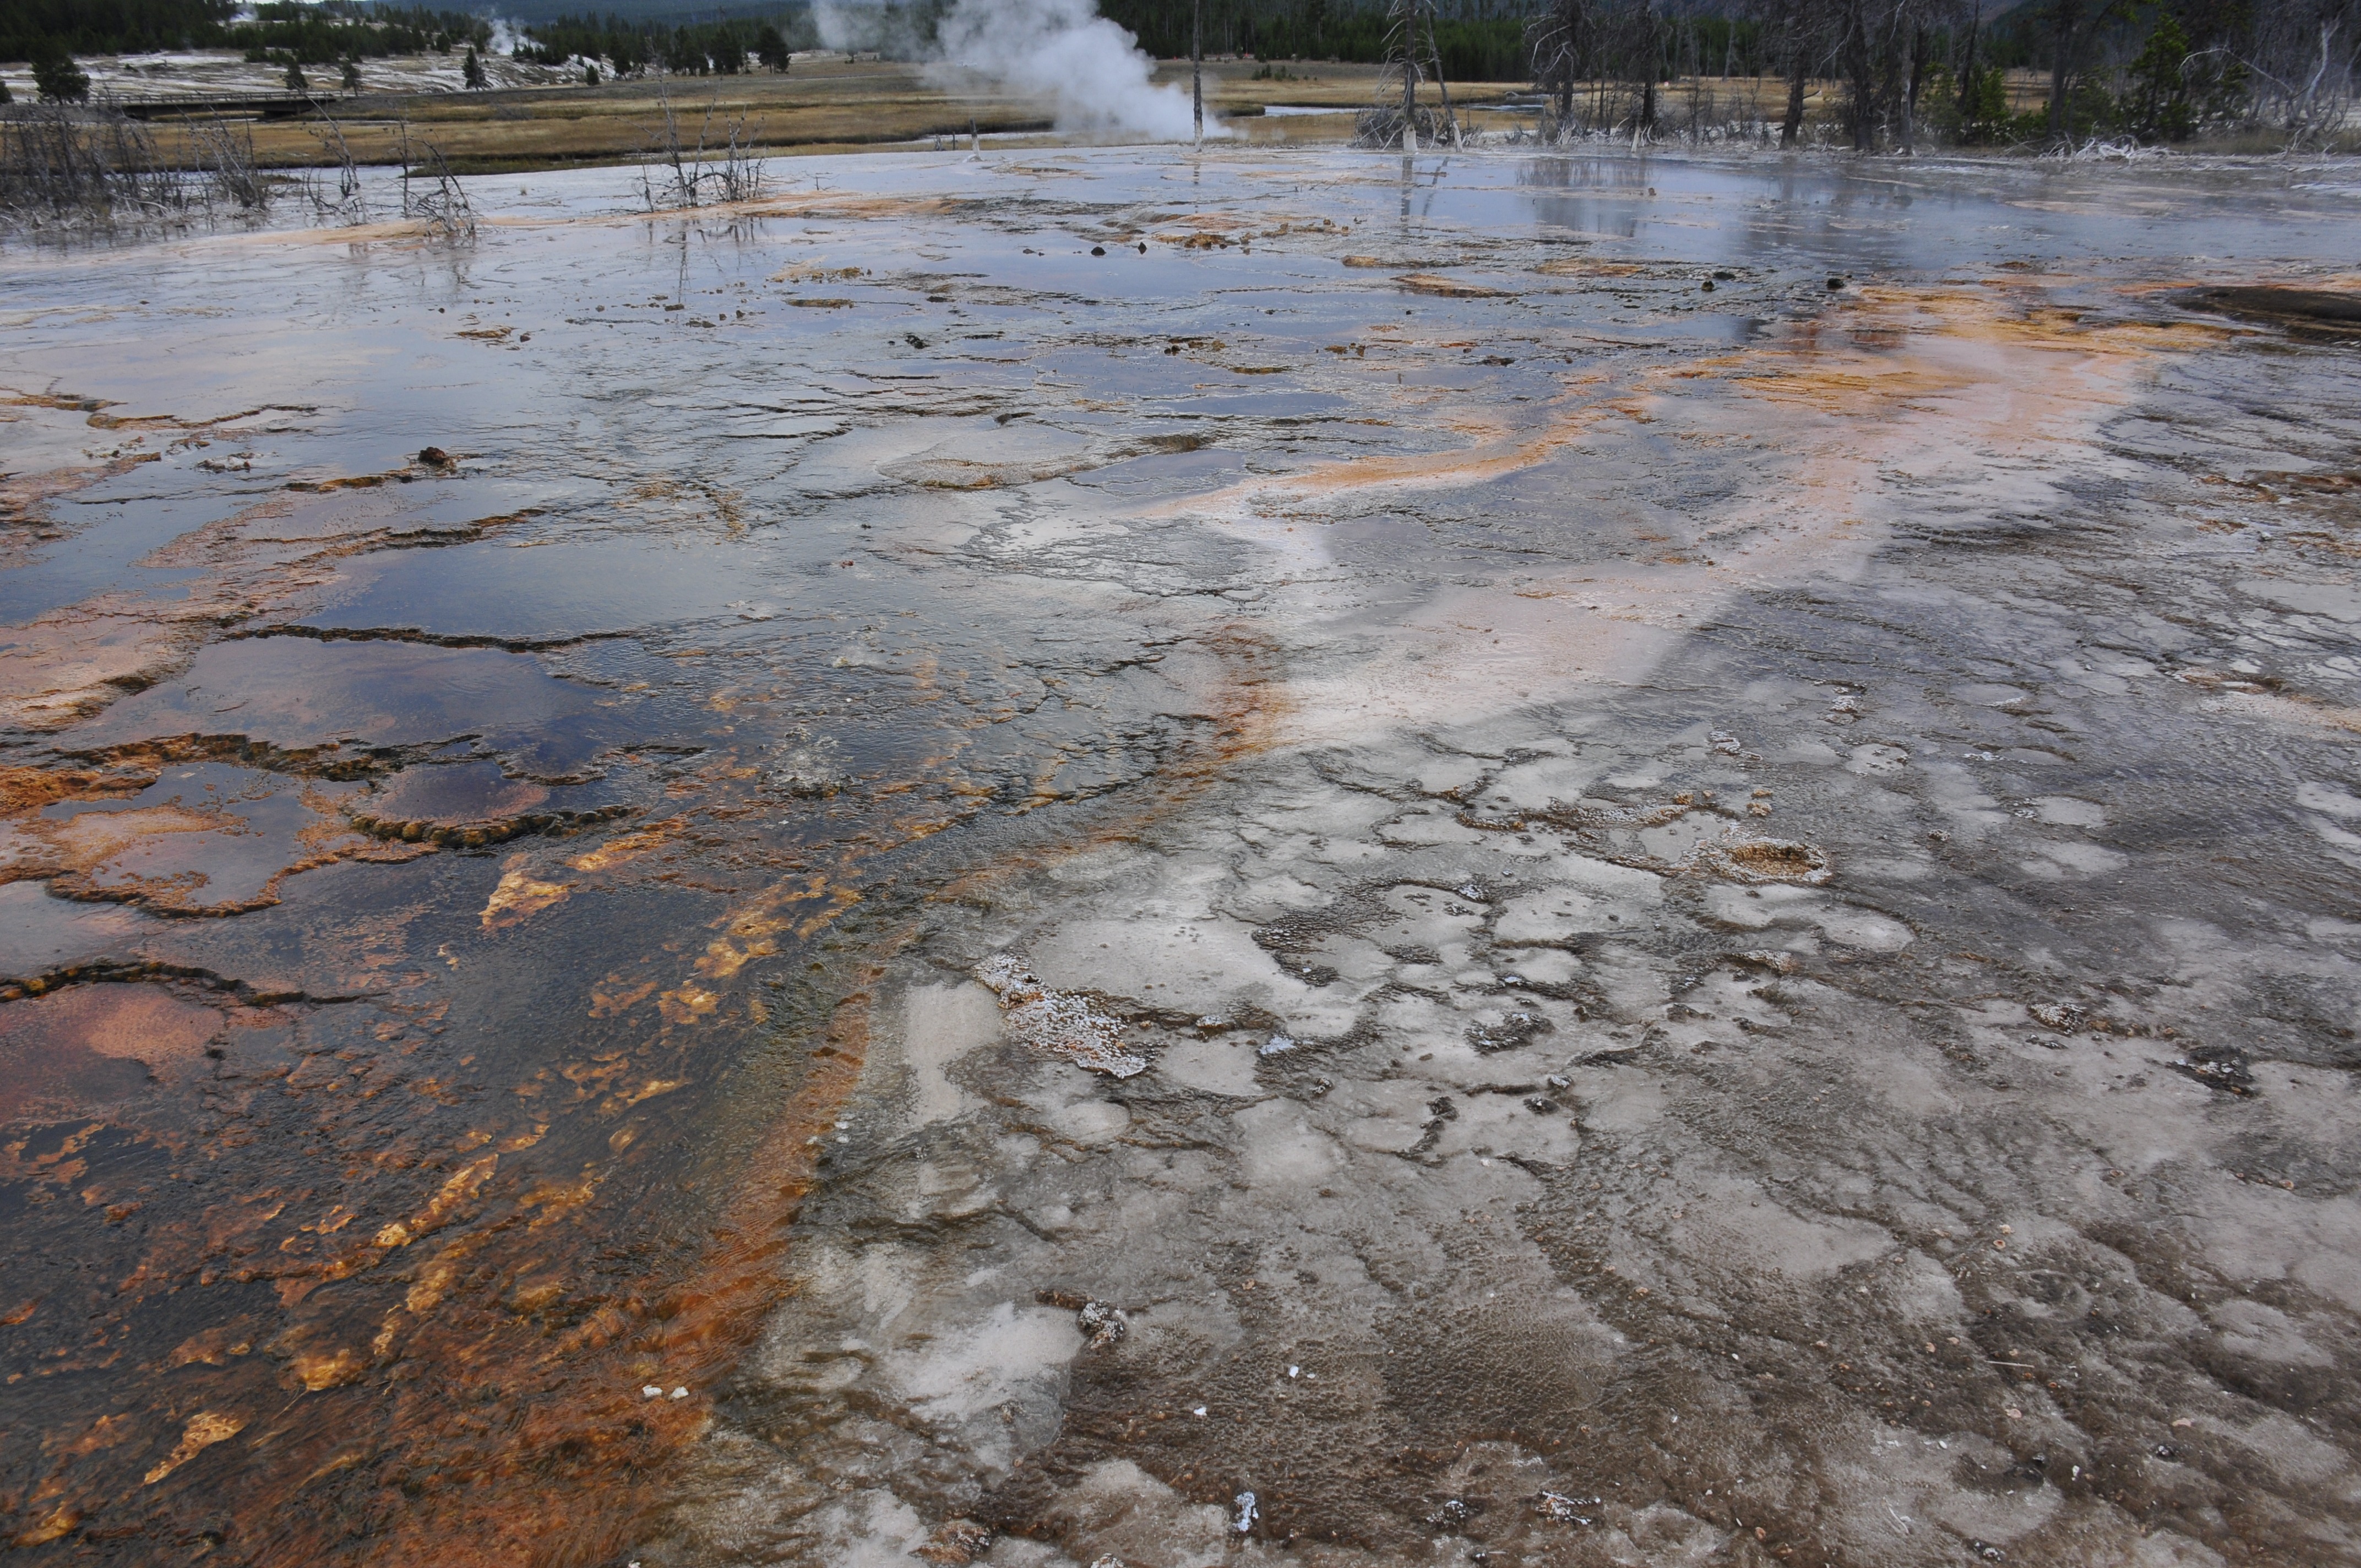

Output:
xmin=128 ymin=58 xmax=1980 ymax=173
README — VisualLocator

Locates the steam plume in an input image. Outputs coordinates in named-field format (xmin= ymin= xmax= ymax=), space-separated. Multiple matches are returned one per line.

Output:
xmin=820 ymin=0 xmax=1218 ymax=142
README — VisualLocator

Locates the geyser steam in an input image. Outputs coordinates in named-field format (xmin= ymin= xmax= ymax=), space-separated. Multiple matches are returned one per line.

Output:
xmin=820 ymin=0 xmax=1216 ymax=141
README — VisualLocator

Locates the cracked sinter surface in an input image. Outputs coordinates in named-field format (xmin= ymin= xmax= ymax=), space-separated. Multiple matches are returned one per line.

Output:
xmin=3 ymin=148 xmax=2360 ymax=1567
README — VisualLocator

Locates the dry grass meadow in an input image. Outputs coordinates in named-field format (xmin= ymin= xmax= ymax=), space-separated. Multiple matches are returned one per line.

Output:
xmin=129 ymin=57 xmax=1964 ymax=173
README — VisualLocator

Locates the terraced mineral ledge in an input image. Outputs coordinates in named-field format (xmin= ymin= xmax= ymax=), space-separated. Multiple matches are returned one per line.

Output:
xmin=2 ymin=148 xmax=2359 ymax=1568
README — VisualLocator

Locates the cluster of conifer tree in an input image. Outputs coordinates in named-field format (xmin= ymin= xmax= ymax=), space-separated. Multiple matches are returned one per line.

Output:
xmin=515 ymin=13 xmax=795 ymax=78
xmin=1096 ymin=0 xmax=1531 ymax=80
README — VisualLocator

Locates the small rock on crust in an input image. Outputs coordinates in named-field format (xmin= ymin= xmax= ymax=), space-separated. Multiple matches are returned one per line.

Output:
xmin=912 ymin=1517 xmax=994 ymax=1565
xmin=1683 ymin=832 xmax=1831 ymax=885
xmin=977 ymin=955 xmax=1147 ymax=1078
xmin=1077 ymin=1299 xmax=1127 ymax=1349
xmin=1536 ymin=1490 xmax=1598 ymax=1524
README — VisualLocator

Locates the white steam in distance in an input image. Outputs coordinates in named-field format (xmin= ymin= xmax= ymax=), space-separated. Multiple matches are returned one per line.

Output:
xmin=818 ymin=0 xmax=1219 ymax=142
xmin=930 ymin=0 xmax=1211 ymax=141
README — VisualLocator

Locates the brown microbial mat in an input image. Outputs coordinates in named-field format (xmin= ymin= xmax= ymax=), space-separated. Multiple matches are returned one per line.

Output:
xmin=3 ymin=146 xmax=2360 ymax=1568
xmin=2186 ymin=284 xmax=2361 ymax=339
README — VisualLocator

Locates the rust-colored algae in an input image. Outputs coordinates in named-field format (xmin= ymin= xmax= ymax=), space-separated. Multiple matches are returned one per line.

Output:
xmin=289 ymin=618 xmax=1287 ymax=1566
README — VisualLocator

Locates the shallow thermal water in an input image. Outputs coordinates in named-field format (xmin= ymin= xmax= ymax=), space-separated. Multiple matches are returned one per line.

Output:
xmin=2 ymin=146 xmax=2359 ymax=1568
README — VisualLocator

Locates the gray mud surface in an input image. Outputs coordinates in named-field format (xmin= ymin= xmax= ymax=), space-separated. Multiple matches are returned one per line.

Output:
xmin=3 ymin=149 xmax=2359 ymax=1568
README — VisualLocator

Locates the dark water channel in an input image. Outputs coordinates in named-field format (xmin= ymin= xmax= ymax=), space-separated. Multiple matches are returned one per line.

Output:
xmin=2 ymin=146 xmax=2358 ymax=1567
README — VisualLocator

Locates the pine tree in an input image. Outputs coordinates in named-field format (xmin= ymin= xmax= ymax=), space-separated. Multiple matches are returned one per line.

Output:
xmin=463 ymin=45 xmax=487 ymax=89
xmin=32 ymin=45 xmax=91 ymax=104
xmin=2124 ymin=13 xmax=2196 ymax=141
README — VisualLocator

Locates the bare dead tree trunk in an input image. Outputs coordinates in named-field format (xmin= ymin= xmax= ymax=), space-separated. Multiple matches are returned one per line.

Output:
xmin=1192 ymin=0 xmax=1202 ymax=144
xmin=1771 ymin=0 xmax=1821 ymax=148
xmin=1526 ymin=0 xmax=1584 ymax=135
xmin=1783 ymin=67 xmax=1807 ymax=142
xmin=1426 ymin=6 xmax=1463 ymax=149
xmin=1558 ymin=8 xmax=1577 ymax=124
xmin=1903 ymin=15 xmax=1932 ymax=151
xmin=1900 ymin=25 xmax=1914 ymax=150
xmin=1843 ymin=0 xmax=1874 ymax=150
xmin=2048 ymin=0 xmax=2087 ymax=142
xmin=1403 ymin=14 xmax=1418 ymax=151
xmin=1957 ymin=0 xmax=1981 ymax=124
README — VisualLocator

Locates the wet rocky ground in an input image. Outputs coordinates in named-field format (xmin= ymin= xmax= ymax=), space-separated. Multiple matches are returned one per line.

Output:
xmin=2 ymin=148 xmax=2358 ymax=1567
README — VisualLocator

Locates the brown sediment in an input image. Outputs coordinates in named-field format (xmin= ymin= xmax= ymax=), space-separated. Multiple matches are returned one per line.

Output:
xmin=0 ymin=984 xmax=224 ymax=1122
xmin=1690 ymin=835 xmax=1833 ymax=885
xmin=566 ymin=818 xmax=689 ymax=873
xmin=478 ymin=854 xmax=574 ymax=930
xmin=1154 ymin=211 xmax=1258 ymax=241
xmin=1160 ymin=380 xmax=1636 ymax=509
xmin=0 ymin=616 xmax=208 ymax=733
xmin=1393 ymin=273 xmax=1509 ymax=299
xmin=879 ymin=452 xmax=1100 ymax=490
xmin=1150 ymin=210 xmax=1355 ymax=252
xmin=349 ymin=766 xmax=600 ymax=848
xmin=769 ymin=263 xmax=867 ymax=285
xmin=5 ymin=771 xmax=423 ymax=916
xmin=738 ymin=192 xmax=956 ymax=225
xmin=2184 ymin=284 xmax=2361 ymax=340
xmin=1532 ymin=258 xmax=1652 ymax=277
xmin=0 ymin=393 xmax=117 ymax=415
xmin=142 ymin=1411 xmax=245 ymax=1486
xmin=0 ymin=449 xmax=165 ymax=527
xmin=0 ymin=764 xmax=146 ymax=816
xmin=2173 ymin=671 xmax=2361 ymax=736
xmin=243 ymin=215 xmax=490 ymax=249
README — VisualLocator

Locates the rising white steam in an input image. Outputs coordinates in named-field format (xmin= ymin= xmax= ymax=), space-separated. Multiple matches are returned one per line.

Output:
xmin=813 ymin=2 xmax=924 ymax=57
xmin=820 ymin=0 xmax=1218 ymax=141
